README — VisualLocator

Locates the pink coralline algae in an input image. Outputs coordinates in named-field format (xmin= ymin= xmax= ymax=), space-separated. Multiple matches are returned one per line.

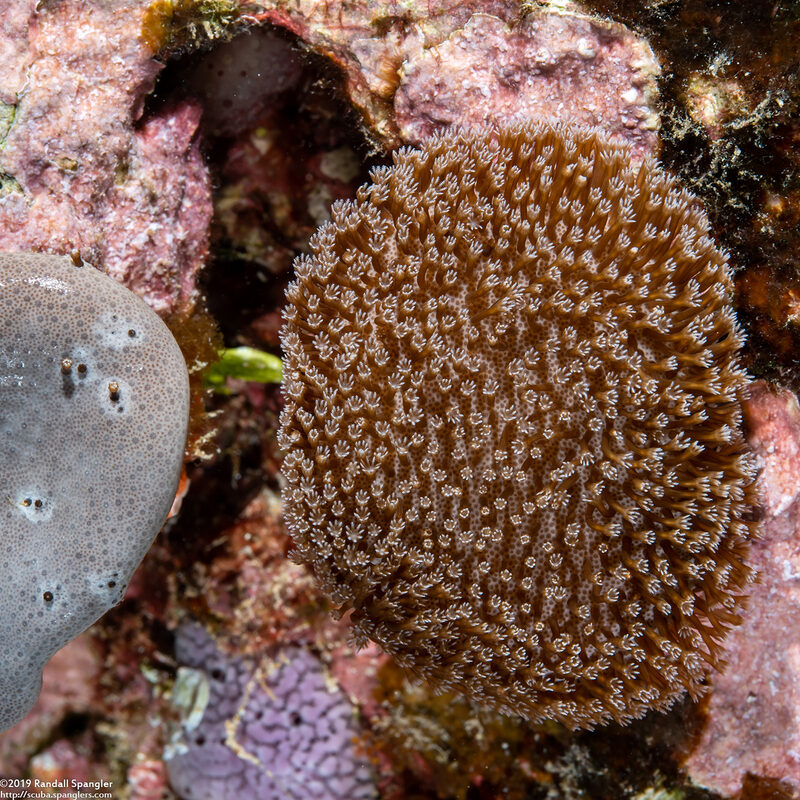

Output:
xmin=0 ymin=635 xmax=99 ymax=775
xmin=249 ymin=0 xmax=660 ymax=152
xmin=100 ymin=101 xmax=212 ymax=315
xmin=394 ymin=10 xmax=661 ymax=159
xmin=0 ymin=0 xmax=211 ymax=315
xmin=29 ymin=739 xmax=101 ymax=792
xmin=684 ymin=382 xmax=800 ymax=796
xmin=165 ymin=622 xmax=375 ymax=800
xmin=127 ymin=760 xmax=169 ymax=800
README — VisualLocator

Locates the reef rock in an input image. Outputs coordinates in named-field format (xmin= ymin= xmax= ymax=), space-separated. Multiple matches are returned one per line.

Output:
xmin=684 ymin=382 xmax=800 ymax=796
xmin=249 ymin=0 xmax=660 ymax=152
xmin=0 ymin=0 xmax=211 ymax=315
xmin=394 ymin=10 xmax=661 ymax=158
xmin=0 ymin=636 xmax=99 ymax=775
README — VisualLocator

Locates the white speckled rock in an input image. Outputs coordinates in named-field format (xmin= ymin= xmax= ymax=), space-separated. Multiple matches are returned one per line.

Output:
xmin=0 ymin=252 xmax=189 ymax=732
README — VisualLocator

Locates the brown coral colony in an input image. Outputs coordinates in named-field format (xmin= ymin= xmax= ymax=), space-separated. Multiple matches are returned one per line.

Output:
xmin=279 ymin=123 xmax=758 ymax=728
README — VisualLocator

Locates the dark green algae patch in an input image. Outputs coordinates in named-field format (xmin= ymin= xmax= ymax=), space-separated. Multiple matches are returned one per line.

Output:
xmin=580 ymin=0 xmax=800 ymax=394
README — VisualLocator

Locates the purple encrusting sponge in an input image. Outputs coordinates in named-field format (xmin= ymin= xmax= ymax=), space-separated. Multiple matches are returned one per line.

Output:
xmin=165 ymin=622 xmax=376 ymax=800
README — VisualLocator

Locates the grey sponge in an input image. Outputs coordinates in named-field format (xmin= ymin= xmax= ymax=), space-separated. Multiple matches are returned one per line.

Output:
xmin=0 ymin=252 xmax=189 ymax=732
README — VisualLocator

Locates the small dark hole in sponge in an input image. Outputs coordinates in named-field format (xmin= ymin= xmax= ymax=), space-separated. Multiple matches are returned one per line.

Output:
xmin=61 ymin=370 xmax=75 ymax=398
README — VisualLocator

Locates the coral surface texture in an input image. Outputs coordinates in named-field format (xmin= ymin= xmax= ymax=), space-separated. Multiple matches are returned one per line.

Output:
xmin=280 ymin=122 xmax=758 ymax=730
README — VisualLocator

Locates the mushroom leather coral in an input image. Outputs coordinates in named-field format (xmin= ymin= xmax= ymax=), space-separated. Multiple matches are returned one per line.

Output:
xmin=279 ymin=123 xmax=758 ymax=729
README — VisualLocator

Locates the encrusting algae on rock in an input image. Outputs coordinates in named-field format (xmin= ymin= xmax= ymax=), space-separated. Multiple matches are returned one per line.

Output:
xmin=278 ymin=122 xmax=759 ymax=729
